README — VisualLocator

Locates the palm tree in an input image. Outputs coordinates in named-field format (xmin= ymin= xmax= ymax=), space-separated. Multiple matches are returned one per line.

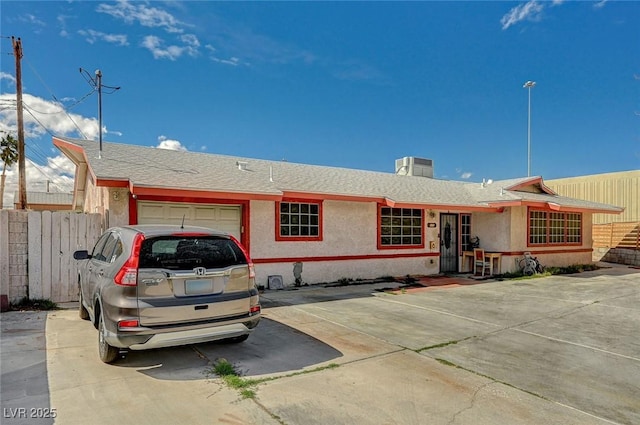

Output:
xmin=1 ymin=134 xmax=19 ymax=209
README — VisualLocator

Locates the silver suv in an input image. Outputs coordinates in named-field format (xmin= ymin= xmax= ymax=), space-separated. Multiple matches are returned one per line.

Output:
xmin=73 ymin=224 xmax=261 ymax=363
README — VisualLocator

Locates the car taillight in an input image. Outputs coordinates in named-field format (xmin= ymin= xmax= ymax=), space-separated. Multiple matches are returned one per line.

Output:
xmin=250 ymin=305 xmax=261 ymax=315
xmin=118 ymin=319 xmax=139 ymax=329
xmin=114 ymin=233 xmax=144 ymax=286
xmin=229 ymin=235 xmax=254 ymax=277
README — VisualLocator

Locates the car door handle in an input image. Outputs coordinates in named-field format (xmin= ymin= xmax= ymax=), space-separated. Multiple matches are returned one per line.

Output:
xmin=88 ymin=266 xmax=93 ymax=273
xmin=97 ymin=269 xmax=105 ymax=277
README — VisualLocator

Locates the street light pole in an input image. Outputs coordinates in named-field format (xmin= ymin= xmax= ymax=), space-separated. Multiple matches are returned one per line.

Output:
xmin=523 ymin=80 xmax=536 ymax=177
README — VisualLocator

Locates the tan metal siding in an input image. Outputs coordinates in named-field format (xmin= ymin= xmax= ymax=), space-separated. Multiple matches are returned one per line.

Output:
xmin=546 ymin=170 xmax=639 ymax=224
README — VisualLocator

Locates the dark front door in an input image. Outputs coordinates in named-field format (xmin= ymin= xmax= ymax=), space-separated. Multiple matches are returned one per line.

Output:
xmin=440 ymin=214 xmax=458 ymax=273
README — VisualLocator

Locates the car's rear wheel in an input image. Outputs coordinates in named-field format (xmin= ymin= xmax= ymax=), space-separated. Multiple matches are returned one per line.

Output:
xmin=98 ymin=312 xmax=119 ymax=364
xmin=78 ymin=285 xmax=90 ymax=320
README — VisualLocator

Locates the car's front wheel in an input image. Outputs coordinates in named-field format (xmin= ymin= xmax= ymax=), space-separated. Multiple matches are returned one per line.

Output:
xmin=98 ymin=312 xmax=120 ymax=364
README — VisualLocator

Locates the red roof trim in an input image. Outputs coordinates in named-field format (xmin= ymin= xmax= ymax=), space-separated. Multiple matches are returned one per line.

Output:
xmin=487 ymin=199 xmax=622 ymax=214
xmin=96 ymin=178 xmax=129 ymax=188
xmin=53 ymin=136 xmax=98 ymax=186
xmin=281 ymin=191 xmax=386 ymax=204
xmin=130 ymin=185 xmax=281 ymax=201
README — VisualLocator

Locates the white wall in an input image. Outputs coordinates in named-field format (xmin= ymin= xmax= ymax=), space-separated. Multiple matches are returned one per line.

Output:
xmin=249 ymin=200 xmax=438 ymax=286
xmin=471 ymin=209 xmax=512 ymax=252
xmin=107 ymin=188 xmax=130 ymax=227
xmin=82 ymin=177 xmax=129 ymax=228
xmin=479 ymin=206 xmax=595 ymax=273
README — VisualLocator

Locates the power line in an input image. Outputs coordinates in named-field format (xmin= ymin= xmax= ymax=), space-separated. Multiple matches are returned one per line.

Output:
xmin=79 ymin=68 xmax=120 ymax=157
xmin=25 ymin=157 xmax=73 ymax=192
xmin=25 ymin=56 xmax=97 ymax=111
xmin=23 ymin=105 xmax=55 ymax=138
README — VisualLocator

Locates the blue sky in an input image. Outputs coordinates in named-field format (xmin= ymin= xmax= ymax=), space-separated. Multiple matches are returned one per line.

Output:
xmin=1 ymin=1 xmax=638 ymax=206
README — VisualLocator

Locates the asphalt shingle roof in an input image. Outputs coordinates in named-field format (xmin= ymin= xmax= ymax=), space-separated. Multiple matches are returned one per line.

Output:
xmin=55 ymin=136 xmax=623 ymax=213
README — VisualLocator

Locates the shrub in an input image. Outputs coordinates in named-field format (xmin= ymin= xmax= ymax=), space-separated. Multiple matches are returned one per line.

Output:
xmin=10 ymin=297 xmax=58 ymax=311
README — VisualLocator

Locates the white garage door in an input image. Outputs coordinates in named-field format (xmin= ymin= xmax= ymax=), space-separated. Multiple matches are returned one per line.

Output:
xmin=137 ymin=201 xmax=242 ymax=240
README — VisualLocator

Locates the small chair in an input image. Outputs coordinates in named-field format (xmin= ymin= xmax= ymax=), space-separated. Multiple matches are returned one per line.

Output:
xmin=474 ymin=248 xmax=491 ymax=276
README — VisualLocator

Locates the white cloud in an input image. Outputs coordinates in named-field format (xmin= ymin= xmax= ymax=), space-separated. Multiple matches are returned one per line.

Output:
xmin=19 ymin=13 xmax=46 ymax=29
xmin=96 ymin=0 xmax=187 ymax=34
xmin=0 ymin=93 xmax=99 ymax=208
xmin=460 ymin=172 xmax=473 ymax=180
xmin=57 ymin=14 xmax=71 ymax=38
xmin=0 ymin=93 xmax=99 ymax=140
xmin=500 ymin=1 xmax=545 ymax=30
xmin=156 ymin=136 xmax=187 ymax=151
xmin=0 ymin=72 xmax=16 ymax=86
xmin=78 ymin=29 xmax=129 ymax=46
xmin=2 ymin=156 xmax=75 ymax=210
xmin=593 ymin=0 xmax=608 ymax=9
xmin=205 ymin=45 xmax=244 ymax=66
xmin=141 ymin=35 xmax=200 ymax=60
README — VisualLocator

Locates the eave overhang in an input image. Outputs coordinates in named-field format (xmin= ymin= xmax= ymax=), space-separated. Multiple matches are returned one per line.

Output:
xmin=486 ymin=199 xmax=624 ymax=214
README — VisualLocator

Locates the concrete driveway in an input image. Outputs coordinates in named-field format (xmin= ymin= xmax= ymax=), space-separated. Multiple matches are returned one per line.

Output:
xmin=1 ymin=263 xmax=638 ymax=425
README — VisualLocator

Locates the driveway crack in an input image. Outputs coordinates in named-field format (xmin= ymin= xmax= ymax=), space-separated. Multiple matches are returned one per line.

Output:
xmin=446 ymin=381 xmax=494 ymax=425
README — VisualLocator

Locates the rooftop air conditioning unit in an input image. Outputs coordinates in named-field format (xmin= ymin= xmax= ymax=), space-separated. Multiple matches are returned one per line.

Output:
xmin=395 ymin=156 xmax=433 ymax=178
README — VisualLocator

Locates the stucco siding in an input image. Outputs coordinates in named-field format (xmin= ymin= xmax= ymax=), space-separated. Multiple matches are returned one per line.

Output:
xmin=256 ymin=257 xmax=432 ymax=287
xmin=471 ymin=210 xmax=511 ymax=252
xmin=250 ymin=200 xmax=380 ymax=258
xmin=107 ymin=189 xmax=130 ymax=227
xmin=250 ymin=199 xmax=435 ymax=285
xmin=81 ymin=177 xmax=129 ymax=228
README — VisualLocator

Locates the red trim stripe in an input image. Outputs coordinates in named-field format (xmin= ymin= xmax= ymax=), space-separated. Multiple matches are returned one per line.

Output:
xmin=253 ymin=251 xmax=438 ymax=264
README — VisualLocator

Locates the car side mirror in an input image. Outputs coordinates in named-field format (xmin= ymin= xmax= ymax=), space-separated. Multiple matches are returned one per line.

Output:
xmin=73 ymin=250 xmax=91 ymax=260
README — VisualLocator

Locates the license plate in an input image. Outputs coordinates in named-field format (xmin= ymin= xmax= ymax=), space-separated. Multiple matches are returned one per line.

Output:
xmin=185 ymin=279 xmax=213 ymax=295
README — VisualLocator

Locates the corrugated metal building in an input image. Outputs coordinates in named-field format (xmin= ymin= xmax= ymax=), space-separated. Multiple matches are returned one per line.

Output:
xmin=13 ymin=191 xmax=73 ymax=211
xmin=546 ymin=170 xmax=639 ymax=224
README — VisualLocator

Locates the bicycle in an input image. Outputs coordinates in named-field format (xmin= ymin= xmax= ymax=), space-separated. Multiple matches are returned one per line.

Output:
xmin=519 ymin=252 xmax=544 ymax=276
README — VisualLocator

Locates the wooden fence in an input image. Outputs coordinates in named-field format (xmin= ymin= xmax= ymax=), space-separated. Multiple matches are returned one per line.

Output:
xmin=1 ymin=210 xmax=103 ymax=304
xmin=593 ymin=221 xmax=640 ymax=250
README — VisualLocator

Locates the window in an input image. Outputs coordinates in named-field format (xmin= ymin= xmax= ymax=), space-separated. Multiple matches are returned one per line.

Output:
xmin=529 ymin=210 xmax=547 ymax=244
xmin=93 ymin=233 xmax=123 ymax=263
xmin=277 ymin=201 xmax=322 ymax=241
xmin=91 ymin=233 xmax=111 ymax=261
xmin=460 ymin=214 xmax=472 ymax=252
xmin=101 ymin=234 xmax=122 ymax=263
xmin=528 ymin=209 xmax=582 ymax=246
xmin=138 ymin=236 xmax=247 ymax=270
xmin=379 ymin=207 xmax=424 ymax=248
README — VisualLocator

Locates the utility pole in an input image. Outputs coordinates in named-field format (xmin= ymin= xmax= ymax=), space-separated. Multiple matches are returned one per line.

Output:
xmin=79 ymin=68 xmax=120 ymax=159
xmin=96 ymin=70 xmax=103 ymax=157
xmin=12 ymin=36 xmax=27 ymax=209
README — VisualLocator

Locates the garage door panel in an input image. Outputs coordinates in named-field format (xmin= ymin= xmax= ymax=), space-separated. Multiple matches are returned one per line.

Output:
xmin=167 ymin=206 xmax=191 ymax=220
xmin=137 ymin=201 xmax=241 ymax=240
xmin=218 ymin=207 xmax=240 ymax=221
xmin=194 ymin=207 xmax=217 ymax=220
xmin=138 ymin=204 xmax=165 ymax=220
